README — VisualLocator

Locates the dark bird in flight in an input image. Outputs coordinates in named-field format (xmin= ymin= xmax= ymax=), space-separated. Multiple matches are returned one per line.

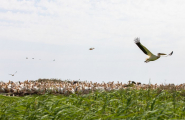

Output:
xmin=89 ymin=48 xmax=95 ymax=50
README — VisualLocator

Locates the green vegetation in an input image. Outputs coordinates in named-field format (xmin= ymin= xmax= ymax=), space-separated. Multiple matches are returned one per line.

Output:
xmin=1 ymin=88 xmax=185 ymax=120
xmin=35 ymin=78 xmax=69 ymax=82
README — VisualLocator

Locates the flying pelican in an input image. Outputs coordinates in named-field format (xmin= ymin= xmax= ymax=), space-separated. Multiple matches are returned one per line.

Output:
xmin=89 ymin=48 xmax=95 ymax=50
xmin=134 ymin=38 xmax=173 ymax=63
xmin=9 ymin=71 xmax=17 ymax=76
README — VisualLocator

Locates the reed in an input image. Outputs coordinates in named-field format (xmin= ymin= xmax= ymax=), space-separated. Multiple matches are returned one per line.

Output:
xmin=0 ymin=88 xmax=185 ymax=119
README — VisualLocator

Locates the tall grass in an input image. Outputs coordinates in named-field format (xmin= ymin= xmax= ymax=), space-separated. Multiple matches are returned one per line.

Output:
xmin=0 ymin=88 xmax=185 ymax=119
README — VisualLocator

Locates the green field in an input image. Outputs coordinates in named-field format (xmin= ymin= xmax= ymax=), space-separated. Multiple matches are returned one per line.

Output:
xmin=1 ymin=88 xmax=185 ymax=120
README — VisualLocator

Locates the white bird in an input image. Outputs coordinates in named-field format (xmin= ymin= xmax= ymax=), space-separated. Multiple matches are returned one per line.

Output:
xmin=134 ymin=38 xmax=173 ymax=63
xmin=0 ymin=86 xmax=5 ymax=93
xmin=9 ymin=71 xmax=17 ymax=76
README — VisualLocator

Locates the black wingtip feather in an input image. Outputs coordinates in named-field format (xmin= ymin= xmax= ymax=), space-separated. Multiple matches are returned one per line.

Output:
xmin=134 ymin=37 xmax=148 ymax=55
xmin=169 ymin=51 xmax=173 ymax=56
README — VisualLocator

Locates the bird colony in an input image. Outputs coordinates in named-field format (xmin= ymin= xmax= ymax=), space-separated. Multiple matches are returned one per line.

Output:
xmin=0 ymin=80 xmax=185 ymax=96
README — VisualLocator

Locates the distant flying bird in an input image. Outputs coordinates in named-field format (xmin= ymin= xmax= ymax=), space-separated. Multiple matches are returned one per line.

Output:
xmin=53 ymin=59 xmax=55 ymax=61
xmin=26 ymin=57 xmax=28 ymax=59
xmin=89 ymin=48 xmax=95 ymax=50
xmin=134 ymin=38 xmax=173 ymax=63
xmin=9 ymin=71 xmax=17 ymax=76
xmin=32 ymin=58 xmax=34 ymax=59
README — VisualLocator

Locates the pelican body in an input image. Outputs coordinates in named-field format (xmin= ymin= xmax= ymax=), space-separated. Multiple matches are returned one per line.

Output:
xmin=134 ymin=38 xmax=173 ymax=63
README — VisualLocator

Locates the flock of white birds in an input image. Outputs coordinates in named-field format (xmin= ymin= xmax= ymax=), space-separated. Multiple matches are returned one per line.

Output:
xmin=0 ymin=80 xmax=132 ymax=96
xmin=0 ymin=79 xmax=185 ymax=96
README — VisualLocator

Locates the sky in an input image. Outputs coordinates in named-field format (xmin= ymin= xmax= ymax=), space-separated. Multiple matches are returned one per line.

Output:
xmin=0 ymin=0 xmax=184 ymax=84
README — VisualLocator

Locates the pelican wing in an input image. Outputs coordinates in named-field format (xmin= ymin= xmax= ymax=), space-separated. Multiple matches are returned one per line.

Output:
xmin=134 ymin=38 xmax=153 ymax=56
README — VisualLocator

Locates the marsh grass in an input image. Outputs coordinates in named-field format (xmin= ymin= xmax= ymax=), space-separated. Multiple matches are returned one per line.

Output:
xmin=0 ymin=88 xmax=185 ymax=120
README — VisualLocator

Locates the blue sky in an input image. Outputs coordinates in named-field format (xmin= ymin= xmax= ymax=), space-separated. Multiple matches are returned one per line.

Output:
xmin=0 ymin=0 xmax=184 ymax=84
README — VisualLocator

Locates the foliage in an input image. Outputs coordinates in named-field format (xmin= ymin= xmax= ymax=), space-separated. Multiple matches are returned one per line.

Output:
xmin=0 ymin=88 xmax=185 ymax=119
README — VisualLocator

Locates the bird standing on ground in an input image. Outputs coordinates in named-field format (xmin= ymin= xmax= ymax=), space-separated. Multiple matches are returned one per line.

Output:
xmin=9 ymin=71 xmax=17 ymax=76
xmin=134 ymin=38 xmax=173 ymax=63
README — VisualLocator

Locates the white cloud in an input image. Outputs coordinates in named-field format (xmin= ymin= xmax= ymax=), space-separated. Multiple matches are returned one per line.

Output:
xmin=0 ymin=0 xmax=184 ymax=46
xmin=0 ymin=0 xmax=184 ymax=51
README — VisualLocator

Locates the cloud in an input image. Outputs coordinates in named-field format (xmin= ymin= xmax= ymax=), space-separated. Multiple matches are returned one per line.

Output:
xmin=0 ymin=0 xmax=184 ymax=47
xmin=0 ymin=4 xmax=181 ymax=60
